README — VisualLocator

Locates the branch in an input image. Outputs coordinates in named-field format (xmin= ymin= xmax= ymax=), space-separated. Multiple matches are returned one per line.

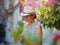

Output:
xmin=7 ymin=2 xmax=21 ymax=14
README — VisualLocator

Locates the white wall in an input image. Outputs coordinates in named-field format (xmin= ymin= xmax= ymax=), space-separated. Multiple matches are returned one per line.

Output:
xmin=4 ymin=0 xmax=9 ymax=9
xmin=4 ymin=0 xmax=14 ymax=43
xmin=4 ymin=0 xmax=21 ymax=43
xmin=13 ymin=0 xmax=20 ymax=28
xmin=4 ymin=0 xmax=22 ymax=44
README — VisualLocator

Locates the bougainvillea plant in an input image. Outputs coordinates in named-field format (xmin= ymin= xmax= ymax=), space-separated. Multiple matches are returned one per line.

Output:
xmin=19 ymin=0 xmax=60 ymax=29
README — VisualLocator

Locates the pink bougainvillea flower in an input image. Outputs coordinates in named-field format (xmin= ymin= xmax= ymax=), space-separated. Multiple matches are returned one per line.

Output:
xmin=26 ymin=0 xmax=42 ymax=8
xmin=33 ymin=1 xmax=40 ymax=8
xmin=46 ymin=0 xmax=53 ymax=7
xmin=26 ymin=0 xmax=34 ymax=6
xmin=53 ymin=31 xmax=60 ymax=41
xmin=52 ymin=0 xmax=58 ymax=4
xmin=50 ymin=0 xmax=58 ymax=4
xmin=46 ymin=1 xmax=52 ymax=7
xmin=20 ymin=5 xmax=24 ymax=12
xmin=20 ymin=0 xmax=34 ymax=12
xmin=46 ymin=0 xmax=58 ymax=7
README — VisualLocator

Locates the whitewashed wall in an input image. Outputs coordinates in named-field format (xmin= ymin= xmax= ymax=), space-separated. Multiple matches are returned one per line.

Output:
xmin=4 ymin=0 xmax=14 ymax=43
xmin=13 ymin=0 xmax=20 ymax=28
xmin=4 ymin=0 xmax=21 ymax=44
